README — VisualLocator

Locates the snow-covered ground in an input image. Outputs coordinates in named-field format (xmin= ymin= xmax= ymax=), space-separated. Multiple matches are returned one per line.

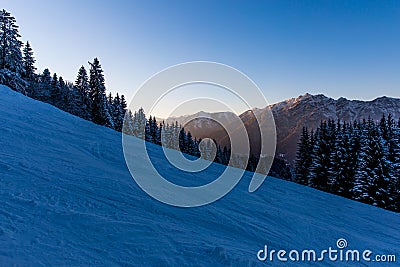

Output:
xmin=0 ymin=85 xmax=399 ymax=266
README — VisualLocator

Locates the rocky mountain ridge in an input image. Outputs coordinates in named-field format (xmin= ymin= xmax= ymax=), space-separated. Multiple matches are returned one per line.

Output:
xmin=165 ymin=94 xmax=400 ymax=163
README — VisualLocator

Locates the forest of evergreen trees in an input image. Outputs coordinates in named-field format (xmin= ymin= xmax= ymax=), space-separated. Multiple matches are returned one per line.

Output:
xmin=123 ymin=108 xmax=232 ymax=165
xmin=295 ymin=116 xmax=400 ymax=212
xmin=0 ymin=9 xmax=125 ymax=130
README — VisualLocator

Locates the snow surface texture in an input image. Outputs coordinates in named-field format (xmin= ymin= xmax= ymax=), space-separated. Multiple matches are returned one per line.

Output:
xmin=0 ymin=85 xmax=399 ymax=266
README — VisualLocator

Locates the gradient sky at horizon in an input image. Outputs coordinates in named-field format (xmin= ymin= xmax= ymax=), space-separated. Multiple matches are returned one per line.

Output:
xmin=4 ymin=0 xmax=400 ymax=116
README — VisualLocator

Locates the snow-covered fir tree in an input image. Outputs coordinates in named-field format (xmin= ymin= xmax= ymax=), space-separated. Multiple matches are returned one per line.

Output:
xmin=120 ymin=95 xmax=127 ymax=112
xmin=58 ymin=76 xmax=65 ymax=88
xmin=122 ymin=110 xmax=135 ymax=135
xmin=41 ymin=68 xmax=51 ymax=84
xmin=186 ymin=132 xmax=197 ymax=156
xmin=50 ymin=72 xmax=61 ymax=106
xmin=0 ymin=9 xmax=26 ymax=93
xmin=171 ymin=122 xmax=180 ymax=150
xmin=327 ymin=122 xmax=354 ymax=196
xmin=178 ymin=128 xmax=188 ymax=153
xmin=132 ymin=108 xmax=146 ymax=139
xmin=0 ymin=9 xmax=23 ymax=73
xmin=308 ymin=121 xmax=335 ymax=191
xmin=383 ymin=114 xmax=400 ymax=211
xmin=88 ymin=58 xmax=114 ymax=128
xmin=22 ymin=41 xmax=36 ymax=80
xmin=107 ymin=92 xmax=115 ymax=123
xmin=352 ymin=118 xmax=392 ymax=207
xmin=28 ymin=68 xmax=50 ymax=101
xmin=111 ymin=93 xmax=125 ymax=132
xmin=295 ymin=127 xmax=312 ymax=185
xmin=199 ymin=139 xmax=216 ymax=161
xmin=74 ymin=65 xmax=91 ymax=120
xmin=145 ymin=116 xmax=153 ymax=143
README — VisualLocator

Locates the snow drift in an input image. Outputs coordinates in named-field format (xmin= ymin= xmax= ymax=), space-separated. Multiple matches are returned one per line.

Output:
xmin=0 ymin=85 xmax=398 ymax=266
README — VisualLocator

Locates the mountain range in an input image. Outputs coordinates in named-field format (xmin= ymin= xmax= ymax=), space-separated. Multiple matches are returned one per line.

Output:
xmin=166 ymin=94 xmax=400 ymax=163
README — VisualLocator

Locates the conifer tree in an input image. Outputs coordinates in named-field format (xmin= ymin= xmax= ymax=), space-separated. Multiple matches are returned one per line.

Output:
xmin=148 ymin=116 xmax=159 ymax=144
xmin=295 ymin=127 xmax=312 ymax=185
xmin=111 ymin=93 xmax=124 ymax=132
xmin=186 ymin=131 xmax=197 ymax=156
xmin=385 ymin=114 xmax=400 ymax=211
xmin=31 ymin=68 xmax=52 ymax=101
xmin=122 ymin=110 xmax=135 ymax=135
xmin=88 ymin=58 xmax=114 ymax=128
xmin=74 ymin=65 xmax=91 ymax=120
xmin=145 ymin=117 xmax=153 ymax=143
xmin=352 ymin=118 xmax=391 ymax=207
xmin=328 ymin=122 xmax=355 ymax=196
xmin=179 ymin=127 xmax=188 ymax=153
xmin=22 ymin=41 xmax=36 ymax=80
xmin=41 ymin=68 xmax=51 ymax=84
xmin=133 ymin=108 xmax=146 ymax=139
xmin=309 ymin=121 xmax=333 ymax=190
xmin=50 ymin=72 xmax=62 ymax=106
xmin=58 ymin=76 xmax=65 ymax=88
xmin=51 ymin=73 xmax=58 ymax=88
xmin=120 ymin=95 xmax=127 ymax=112
xmin=0 ymin=9 xmax=23 ymax=73
xmin=154 ymin=118 xmax=162 ymax=145
xmin=107 ymin=92 xmax=115 ymax=126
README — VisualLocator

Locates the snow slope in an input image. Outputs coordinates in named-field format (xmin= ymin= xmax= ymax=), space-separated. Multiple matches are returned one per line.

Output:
xmin=0 ymin=85 xmax=399 ymax=266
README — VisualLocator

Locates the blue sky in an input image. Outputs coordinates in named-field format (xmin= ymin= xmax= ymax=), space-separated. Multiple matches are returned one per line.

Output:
xmin=5 ymin=0 xmax=400 ymax=115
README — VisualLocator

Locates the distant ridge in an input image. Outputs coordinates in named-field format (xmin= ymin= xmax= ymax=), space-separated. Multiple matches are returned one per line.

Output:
xmin=167 ymin=94 xmax=400 ymax=163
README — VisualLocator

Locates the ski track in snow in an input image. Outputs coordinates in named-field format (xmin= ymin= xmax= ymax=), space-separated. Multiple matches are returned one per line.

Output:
xmin=0 ymin=85 xmax=399 ymax=266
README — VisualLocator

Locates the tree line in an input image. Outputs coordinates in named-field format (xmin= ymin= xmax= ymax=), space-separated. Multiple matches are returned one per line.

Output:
xmin=295 ymin=115 xmax=400 ymax=212
xmin=0 ymin=9 xmax=129 ymax=131
xmin=123 ymin=108 xmax=232 ymax=164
